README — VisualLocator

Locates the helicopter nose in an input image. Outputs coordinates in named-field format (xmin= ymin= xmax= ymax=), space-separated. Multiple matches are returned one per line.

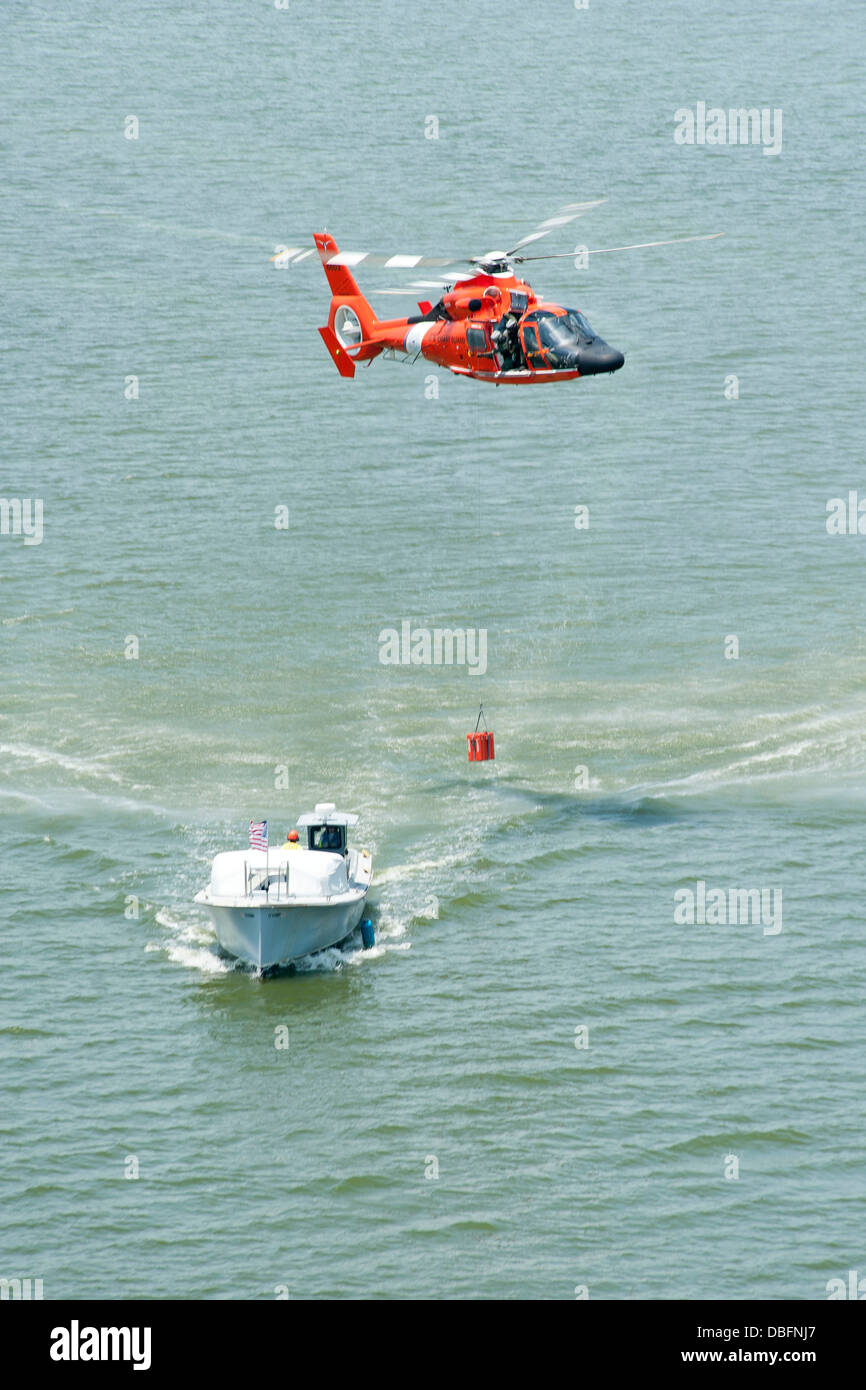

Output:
xmin=578 ymin=339 xmax=625 ymax=375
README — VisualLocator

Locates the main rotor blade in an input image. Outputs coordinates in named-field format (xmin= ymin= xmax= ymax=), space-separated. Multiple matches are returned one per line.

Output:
xmin=505 ymin=199 xmax=606 ymax=256
xmin=330 ymin=252 xmax=469 ymax=268
xmin=269 ymin=245 xmax=470 ymax=269
xmin=270 ymin=246 xmax=319 ymax=264
xmin=372 ymin=275 xmax=476 ymax=296
xmin=514 ymin=231 xmax=725 ymax=262
xmin=270 ymin=201 xmax=608 ymax=270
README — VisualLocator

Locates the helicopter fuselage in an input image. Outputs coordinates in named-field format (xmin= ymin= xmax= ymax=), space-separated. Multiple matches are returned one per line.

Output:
xmin=314 ymin=234 xmax=625 ymax=384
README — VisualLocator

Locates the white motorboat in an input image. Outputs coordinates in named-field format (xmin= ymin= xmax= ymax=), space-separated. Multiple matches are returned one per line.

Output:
xmin=194 ymin=804 xmax=373 ymax=972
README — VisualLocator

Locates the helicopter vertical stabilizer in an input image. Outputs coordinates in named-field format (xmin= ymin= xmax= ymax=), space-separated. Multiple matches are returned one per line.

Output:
xmin=318 ymin=325 xmax=357 ymax=378
xmin=314 ymin=232 xmax=372 ymax=300
xmin=314 ymin=231 xmax=383 ymax=376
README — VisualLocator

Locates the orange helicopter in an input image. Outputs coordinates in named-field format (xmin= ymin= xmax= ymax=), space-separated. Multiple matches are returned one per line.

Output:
xmin=272 ymin=201 xmax=722 ymax=385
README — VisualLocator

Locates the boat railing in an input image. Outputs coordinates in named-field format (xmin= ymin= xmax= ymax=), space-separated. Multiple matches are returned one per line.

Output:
xmin=243 ymin=860 xmax=295 ymax=902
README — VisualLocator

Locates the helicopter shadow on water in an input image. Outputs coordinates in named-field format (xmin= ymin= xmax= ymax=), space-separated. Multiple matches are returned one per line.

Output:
xmin=416 ymin=772 xmax=706 ymax=834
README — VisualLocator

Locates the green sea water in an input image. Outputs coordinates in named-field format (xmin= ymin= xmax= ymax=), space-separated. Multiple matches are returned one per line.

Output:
xmin=1 ymin=0 xmax=864 ymax=1299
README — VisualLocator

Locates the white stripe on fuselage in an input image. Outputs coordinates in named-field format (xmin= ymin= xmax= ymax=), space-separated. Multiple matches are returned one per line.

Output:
xmin=404 ymin=321 xmax=435 ymax=354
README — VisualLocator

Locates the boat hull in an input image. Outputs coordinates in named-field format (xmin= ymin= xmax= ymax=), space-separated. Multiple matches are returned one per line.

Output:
xmin=206 ymin=896 xmax=368 ymax=970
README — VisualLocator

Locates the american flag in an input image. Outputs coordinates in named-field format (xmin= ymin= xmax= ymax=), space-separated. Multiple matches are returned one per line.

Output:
xmin=249 ymin=820 xmax=268 ymax=852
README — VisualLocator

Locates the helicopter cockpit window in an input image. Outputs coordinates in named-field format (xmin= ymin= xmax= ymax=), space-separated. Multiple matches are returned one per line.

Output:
xmin=563 ymin=310 xmax=597 ymax=341
xmin=520 ymin=310 xmax=599 ymax=367
xmin=521 ymin=322 xmax=544 ymax=368
xmin=522 ymin=313 xmax=576 ymax=367
xmin=536 ymin=315 xmax=576 ymax=351
xmin=508 ymin=291 xmax=529 ymax=314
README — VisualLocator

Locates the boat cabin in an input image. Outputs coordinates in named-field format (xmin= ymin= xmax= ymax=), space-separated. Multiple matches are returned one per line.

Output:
xmin=296 ymin=803 xmax=359 ymax=857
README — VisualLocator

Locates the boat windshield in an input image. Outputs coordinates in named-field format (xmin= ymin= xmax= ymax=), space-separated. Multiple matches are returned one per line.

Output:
xmin=308 ymin=824 xmax=347 ymax=853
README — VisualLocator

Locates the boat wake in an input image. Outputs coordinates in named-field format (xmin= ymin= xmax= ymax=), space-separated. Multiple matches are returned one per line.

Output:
xmin=623 ymin=704 xmax=866 ymax=806
xmin=150 ymin=908 xmax=237 ymax=975
xmin=0 ymin=741 xmax=124 ymax=783
xmin=151 ymin=903 xmax=412 ymax=979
